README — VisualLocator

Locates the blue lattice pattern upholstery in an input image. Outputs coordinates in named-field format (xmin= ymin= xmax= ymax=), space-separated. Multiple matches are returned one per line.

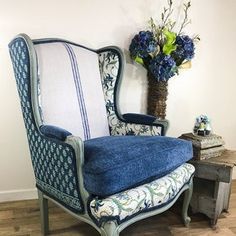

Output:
xmin=9 ymin=37 xmax=84 ymax=213
xmin=90 ymin=163 xmax=194 ymax=226
xmin=98 ymin=50 xmax=165 ymax=136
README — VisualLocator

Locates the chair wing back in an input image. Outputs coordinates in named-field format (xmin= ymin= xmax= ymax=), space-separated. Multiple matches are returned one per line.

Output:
xmin=9 ymin=34 xmax=84 ymax=213
xmin=34 ymin=40 xmax=110 ymax=140
xmin=98 ymin=49 xmax=164 ymax=136
xmin=98 ymin=49 xmax=124 ymax=135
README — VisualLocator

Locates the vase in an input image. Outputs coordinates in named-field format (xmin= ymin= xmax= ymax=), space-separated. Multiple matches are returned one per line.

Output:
xmin=147 ymin=72 xmax=168 ymax=119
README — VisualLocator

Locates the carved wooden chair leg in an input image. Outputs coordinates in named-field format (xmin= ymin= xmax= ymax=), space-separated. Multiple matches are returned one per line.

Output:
xmin=210 ymin=218 xmax=218 ymax=229
xmin=100 ymin=221 xmax=119 ymax=236
xmin=182 ymin=178 xmax=193 ymax=227
xmin=38 ymin=190 xmax=49 ymax=235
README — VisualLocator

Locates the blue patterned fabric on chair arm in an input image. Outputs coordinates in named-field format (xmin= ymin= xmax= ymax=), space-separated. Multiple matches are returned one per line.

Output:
xmin=97 ymin=47 xmax=169 ymax=136
xmin=8 ymin=34 xmax=87 ymax=214
xmin=39 ymin=125 xmax=72 ymax=141
xmin=121 ymin=113 xmax=169 ymax=135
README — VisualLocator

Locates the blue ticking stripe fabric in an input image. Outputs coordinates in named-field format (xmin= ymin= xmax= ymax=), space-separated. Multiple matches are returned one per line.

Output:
xmin=63 ymin=43 xmax=91 ymax=140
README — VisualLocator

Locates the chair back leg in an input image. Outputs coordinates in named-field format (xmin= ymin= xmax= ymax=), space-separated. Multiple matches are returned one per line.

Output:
xmin=182 ymin=177 xmax=193 ymax=227
xmin=38 ymin=190 xmax=49 ymax=235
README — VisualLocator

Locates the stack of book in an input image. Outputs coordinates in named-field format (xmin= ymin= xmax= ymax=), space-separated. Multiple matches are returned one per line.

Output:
xmin=179 ymin=133 xmax=225 ymax=160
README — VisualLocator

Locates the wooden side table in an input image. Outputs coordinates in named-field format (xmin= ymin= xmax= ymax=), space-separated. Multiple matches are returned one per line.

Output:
xmin=189 ymin=150 xmax=236 ymax=226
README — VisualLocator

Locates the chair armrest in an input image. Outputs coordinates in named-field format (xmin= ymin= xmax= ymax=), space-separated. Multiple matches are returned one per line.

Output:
xmin=122 ymin=113 xmax=157 ymax=124
xmin=35 ymin=127 xmax=89 ymax=214
xmin=65 ymin=135 xmax=90 ymax=212
xmin=39 ymin=125 xmax=72 ymax=141
xmin=118 ymin=113 xmax=169 ymax=136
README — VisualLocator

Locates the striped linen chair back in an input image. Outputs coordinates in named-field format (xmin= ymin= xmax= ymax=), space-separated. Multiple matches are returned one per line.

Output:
xmin=34 ymin=40 xmax=110 ymax=140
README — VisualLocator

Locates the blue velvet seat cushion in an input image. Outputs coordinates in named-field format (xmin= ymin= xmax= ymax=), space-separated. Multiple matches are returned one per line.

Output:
xmin=83 ymin=136 xmax=193 ymax=197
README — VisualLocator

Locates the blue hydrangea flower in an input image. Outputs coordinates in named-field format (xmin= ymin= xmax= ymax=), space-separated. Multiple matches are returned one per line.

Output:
xmin=149 ymin=54 xmax=177 ymax=81
xmin=129 ymin=31 xmax=157 ymax=59
xmin=173 ymin=35 xmax=195 ymax=65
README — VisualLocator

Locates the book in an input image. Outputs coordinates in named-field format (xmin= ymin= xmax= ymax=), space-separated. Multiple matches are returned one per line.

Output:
xmin=179 ymin=133 xmax=225 ymax=149
xmin=193 ymin=146 xmax=226 ymax=160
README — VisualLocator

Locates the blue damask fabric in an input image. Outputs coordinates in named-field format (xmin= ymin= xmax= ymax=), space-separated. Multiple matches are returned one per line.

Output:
xmin=9 ymin=37 xmax=84 ymax=213
xmin=90 ymin=163 xmax=195 ymax=226
xmin=83 ymin=136 xmax=193 ymax=196
xmin=98 ymin=49 xmax=165 ymax=136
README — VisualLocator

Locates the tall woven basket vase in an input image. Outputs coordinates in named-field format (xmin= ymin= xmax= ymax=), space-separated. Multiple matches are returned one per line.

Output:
xmin=147 ymin=72 xmax=168 ymax=119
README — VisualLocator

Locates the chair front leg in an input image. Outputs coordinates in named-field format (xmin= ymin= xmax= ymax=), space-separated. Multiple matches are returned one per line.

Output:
xmin=38 ymin=190 xmax=49 ymax=235
xmin=100 ymin=221 xmax=119 ymax=236
xmin=182 ymin=177 xmax=193 ymax=227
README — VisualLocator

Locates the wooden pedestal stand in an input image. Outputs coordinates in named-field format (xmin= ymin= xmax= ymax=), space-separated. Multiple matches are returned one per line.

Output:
xmin=189 ymin=150 xmax=236 ymax=227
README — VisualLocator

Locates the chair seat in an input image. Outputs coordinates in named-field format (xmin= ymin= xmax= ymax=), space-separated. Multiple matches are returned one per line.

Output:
xmin=89 ymin=163 xmax=195 ymax=225
xmin=83 ymin=136 xmax=193 ymax=196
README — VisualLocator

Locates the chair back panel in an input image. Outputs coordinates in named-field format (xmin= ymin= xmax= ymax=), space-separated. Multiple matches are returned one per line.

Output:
xmin=35 ymin=42 xmax=110 ymax=140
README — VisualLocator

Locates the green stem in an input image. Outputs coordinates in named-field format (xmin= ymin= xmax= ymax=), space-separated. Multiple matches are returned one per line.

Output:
xmin=178 ymin=1 xmax=191 ymax=35
xmin=162 ymin=0 xmax=173 ymax=26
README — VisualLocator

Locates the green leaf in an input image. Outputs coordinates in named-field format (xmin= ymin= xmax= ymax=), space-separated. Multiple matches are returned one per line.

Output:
xmin=163 ymin=29 xmax=176 ymax=44
xmin=134 ymin=56 xmax=144 ymax=65
xmin=163 ymin=29 xmax=177 ymax=55
xmin=163 ymin=44 xmax=177 ymax=55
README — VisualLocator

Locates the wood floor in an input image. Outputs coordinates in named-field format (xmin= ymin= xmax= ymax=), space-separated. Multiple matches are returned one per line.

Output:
xmin=1 ymin=180 xmax=236 ymax=236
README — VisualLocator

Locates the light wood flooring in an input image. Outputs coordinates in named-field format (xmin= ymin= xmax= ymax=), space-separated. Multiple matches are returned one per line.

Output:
xmin=0 ymin=180 xmax=236 ymax=236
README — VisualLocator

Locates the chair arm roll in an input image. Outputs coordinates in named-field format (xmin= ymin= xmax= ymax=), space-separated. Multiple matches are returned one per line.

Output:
xmin=39 ymin=125 xmax=72 ymax=141
xmin=122 ymin=113 xmax=157 ymax=125
xmin=121 ymin=113 xmax=169 ymax=135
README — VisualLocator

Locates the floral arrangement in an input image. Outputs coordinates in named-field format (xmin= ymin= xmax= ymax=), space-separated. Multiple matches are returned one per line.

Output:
xmin=194 ymin=115 xmax=212 ymax=136
xmin=129 ymin=0 xmax=199 ymax=82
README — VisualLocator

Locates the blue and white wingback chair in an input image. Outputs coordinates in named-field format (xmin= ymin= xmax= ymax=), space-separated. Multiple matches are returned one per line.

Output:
xmin=9 ymin=34 xmax=195 ymax=236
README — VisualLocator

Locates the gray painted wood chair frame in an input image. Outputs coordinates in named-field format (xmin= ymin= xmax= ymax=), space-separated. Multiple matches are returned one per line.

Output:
xmin=9 ymin=33 xmax=193 ymax=236
xmin=38 ymin=179 xmax=193 ymax=236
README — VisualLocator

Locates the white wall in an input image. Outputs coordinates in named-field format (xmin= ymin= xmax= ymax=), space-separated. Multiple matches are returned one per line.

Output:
xmin=0 ymin=0 xmax=236 ymax=201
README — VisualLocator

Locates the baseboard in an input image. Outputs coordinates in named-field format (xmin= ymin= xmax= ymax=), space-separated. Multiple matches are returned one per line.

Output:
xmin=0 ymin=170 xmax=235 ymax=202
xmin=0 ymin=188 xmax=38 ymax=202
